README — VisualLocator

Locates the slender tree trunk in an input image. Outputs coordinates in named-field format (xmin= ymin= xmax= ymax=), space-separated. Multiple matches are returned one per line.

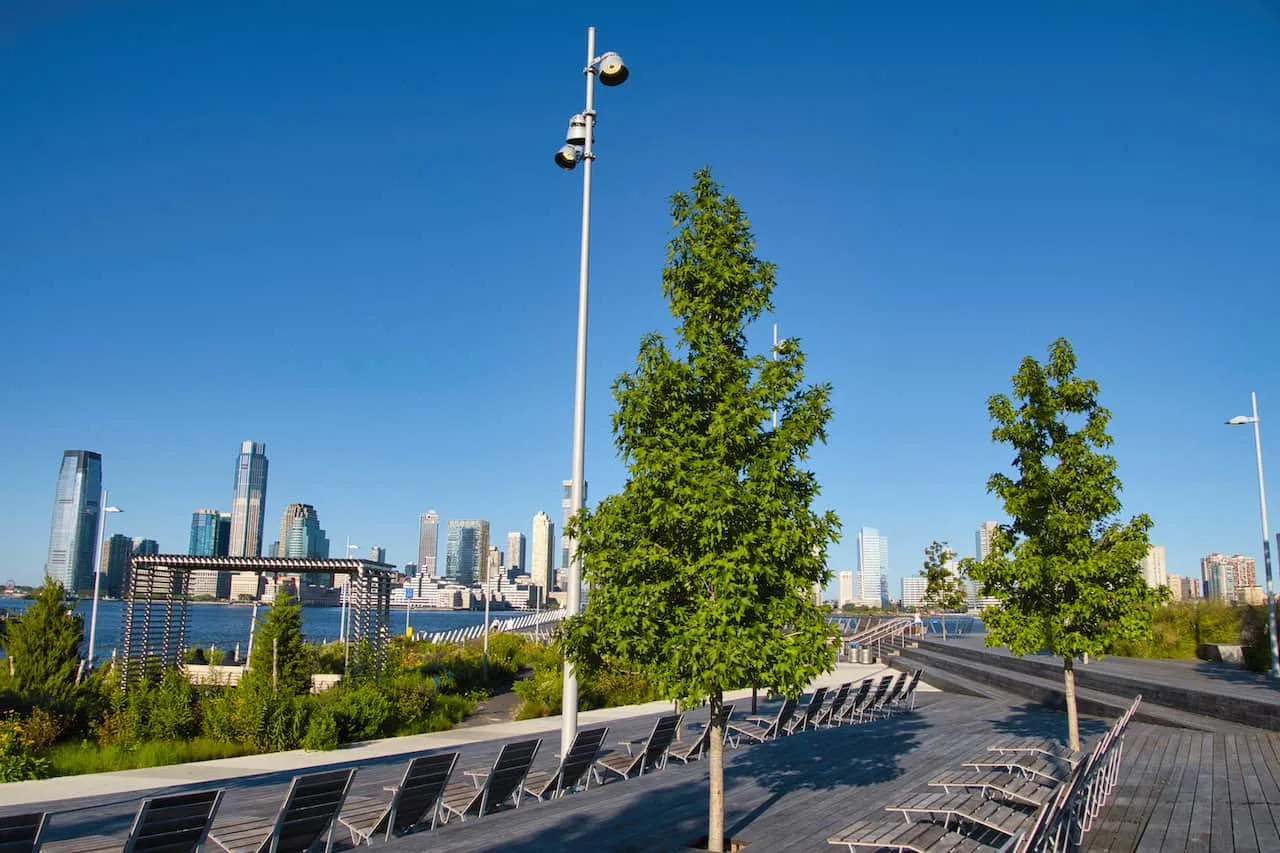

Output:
xmin=1063 ymin=656 xmax=1080 ymax=752
xmin=941 ymin=614 xmax=947 ymax=642
xmin=708 ymin=689 xmax=725 ymax=852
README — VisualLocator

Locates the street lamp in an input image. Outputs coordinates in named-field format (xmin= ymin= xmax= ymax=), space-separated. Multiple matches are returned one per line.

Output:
xmin=553 ymin=25 xmax=629 ymax=756
xmin=342 ymin=539 xmax=359 ymax=670
xmin=87 ymin=491 xmax=122 ymax=669
xmin=1227 ymin=391 xmax=1279 ymax=679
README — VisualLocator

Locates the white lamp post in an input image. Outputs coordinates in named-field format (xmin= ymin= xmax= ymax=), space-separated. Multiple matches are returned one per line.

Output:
xmin=87 ymin=490 xmax=122 ymax=669
xmin=1228 ymin=391 xmax=1280 ymax=678
xmin=553 ymin=23 xmax=628 ymax=758
xmin=343 ymin=539 xmax=359 ymax=670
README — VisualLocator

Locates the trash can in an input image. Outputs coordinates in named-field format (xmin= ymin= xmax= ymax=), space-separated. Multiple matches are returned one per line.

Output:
xmin=857 ymin=647 xmax=874 ymax=665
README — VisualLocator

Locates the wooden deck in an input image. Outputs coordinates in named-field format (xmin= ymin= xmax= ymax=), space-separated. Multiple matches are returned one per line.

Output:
xmin=14 ymin=690 xmax=1280 ymax=851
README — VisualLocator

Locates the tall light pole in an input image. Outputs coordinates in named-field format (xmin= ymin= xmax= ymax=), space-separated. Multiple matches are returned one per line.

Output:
xmin=343 ymin=539 xmax=359 ymax=670
xmin=553 ymin=26 xmax=628 ymax=755
xmin=1228 ymin=391 xmax=1280 ymax=679
xmin=87 ymin=490 xmax=122 ymax=669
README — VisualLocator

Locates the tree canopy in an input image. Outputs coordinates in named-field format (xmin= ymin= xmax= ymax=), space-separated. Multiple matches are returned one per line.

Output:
xmin=249 ymin=590 xmax=312 ymax=695
xmin=4 ymin=580 xmax=83 ymax=705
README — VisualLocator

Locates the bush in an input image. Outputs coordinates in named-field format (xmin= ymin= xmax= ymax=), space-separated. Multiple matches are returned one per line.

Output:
xmin=0 ymin=713 xmax=50 ymax=781
xmin=330 ymin=684 xmax=391 ymax=743
xmin=302 ymin=711 xmax=339 ymax=751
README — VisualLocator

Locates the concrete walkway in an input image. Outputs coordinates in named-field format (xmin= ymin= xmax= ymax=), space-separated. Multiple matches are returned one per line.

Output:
xmin=0 ymin=661 xmax=910 ymax=810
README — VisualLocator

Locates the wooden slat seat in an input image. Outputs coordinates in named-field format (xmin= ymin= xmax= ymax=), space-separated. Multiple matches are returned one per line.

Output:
xmin=523 ymin=726 xmax=608 ymax=800
xmin=440 ymin=738 xmax=541 ymax=823
xmin=0 ymin=813 xmax=47 ymax=853
xmin=594 ymin=714 xmax=682 ymax=782
xmin=929 ymin=770 xmax=1057 ymax=807
xmin=339 ymin=752 xmax=457 ymax=845
xmin=45 ymin=790 xmax=223 ymax=853
xmin=209 ymin=769 xmax=354 ymax=853
xmin=885 ymin=790 xmax=1032 ymax=836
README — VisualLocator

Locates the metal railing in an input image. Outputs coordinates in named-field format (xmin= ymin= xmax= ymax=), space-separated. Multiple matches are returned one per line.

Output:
xmin=416 ymin=608 xmax=567 ymax=646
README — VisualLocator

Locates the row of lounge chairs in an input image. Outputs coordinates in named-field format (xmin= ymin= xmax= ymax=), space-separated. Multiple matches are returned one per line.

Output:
xmin=826 ymin=694 xmax=1142 ymax=852
xmin=2 ymin=667 xmax=922 ymax=853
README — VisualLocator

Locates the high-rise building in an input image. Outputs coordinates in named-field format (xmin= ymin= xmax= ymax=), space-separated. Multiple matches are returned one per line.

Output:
xmin=368 ymin=545 xmax=387 ymax=564
xmin=976 ymin=520 xmax=999 ymax=561
xmin=485 ymin=546 xmax=503 ymax=583
xmin=189 ymin=509 xmax=231 ymax=557
xmin=101 ymin=533 xmax=133 ymax=599
xmin=531 ymin=511 xmax=555 ymax=596
xmin=506 ymin=532 xmax=526 ymax=575
xmin=278 ymin=504 xmax=329 ymax=559
xmin=445 ymin=520 xmax=489 ymax=587
xmin=902 ymin=577 xmax=928 ymax=610
xmin=131 ymin=538 xmax=159 ymax=556
xmin=45 ymin=450 xmax=103 ymax=594
xmin=229 ymin=441 xmax=269 ymax=557
xmin=403 ymin=562 xmax=418 ymax=579
xmin=1201 ymin=553 xmax=1256 ymax=602
xmin=857 ymin=527 xmax=888 ymax=606
xmin=418 ymin=511 xmax=439 ymax=577
xmin=837 ymin=570 xmax=855 ymax=608
xmin=561 ymin=479 xmax=587 ymax=569
xmin=1140 ymin=545 xmax=1167 ymax=589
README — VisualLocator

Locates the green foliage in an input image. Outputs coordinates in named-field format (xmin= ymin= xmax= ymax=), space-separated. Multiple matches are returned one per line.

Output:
xmin=313 ymin=642 xmax=346 ymax=675
xmin=920 ymin=541 xmax=968 ymax=617
xmin=512 ymin=642 xmax=661 ymax=720
xmin=302 ymin=710 xmax=339 ymax=751
xmin=967 ymin=339 xmax=1166 ymax=660
xmin=0 ymin=713 xmax=51 ymax=781
xmin=560 ymin=168 xmax=840 ymax=711
xmin=46 ymin=737 xmax=250 ymax=776
xmin=3 ymin=580 xmax=84 ymax=706
xmin=249 ymin=592 xmax=312 ymax=694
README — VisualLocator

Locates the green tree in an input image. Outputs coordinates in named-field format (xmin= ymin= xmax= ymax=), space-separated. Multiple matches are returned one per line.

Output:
xmin=560 ymin=169 xmax=840 ymax=852
xmin=966 ymin=338 xmax=1164 ymax=750
xmin=3 ymin=580 xmax=83 ymax=705
xmin=920 ymin=541 xmax=968 ymax=641
xmin=248 ymin=590 xmax=311 ymax=695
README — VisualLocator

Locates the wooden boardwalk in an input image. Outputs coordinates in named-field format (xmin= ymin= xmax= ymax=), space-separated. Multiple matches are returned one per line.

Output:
xmin=13 ymin=691 xmax=1280 ymax=851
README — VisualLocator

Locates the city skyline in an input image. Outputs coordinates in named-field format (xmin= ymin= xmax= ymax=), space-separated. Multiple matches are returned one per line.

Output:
xmin=3 ymin=4 xmax=1276 ymax=594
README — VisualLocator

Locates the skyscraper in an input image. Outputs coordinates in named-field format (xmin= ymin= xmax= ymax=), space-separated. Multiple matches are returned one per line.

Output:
xmin=445 ymin=519 xmax=489 ymax=587
xmin=229 ymin=441 xmax=269 ymax=557
xmin=837 ymin=570 xmax=855 ymax=608
xmin=506 ymin=532 xmax=526 ymax=576
xmin=561 ymin=479 xmax=587 ymax=569
xmin=278 ymin=503 xmax=330 ymax=559
xmin=418 ymin=511 xmax=439 ymax=577
xmin=531 ymin=511 xmax=555 ymax=596
xmin=45 ymin=450 xmax=103 ymax=593
xmin=1140 ymin=545 xmax=1167 ymax=589
xmin=857 ymin=527 xmax=888 ymax=606
xmin=485 ymin=546 xmax=503 ymax=584
xmin=976 ymin=520 xmax=999 ymax=561
xmin=101 ymin=533 xmax=132 ymax=598
xmin=368 ymin=545 xmax=387 ymax=564
xmin=189 ymin=509 xmax=231 ymax=557
xmin=131 ymin=538 xmax=159 ymax=555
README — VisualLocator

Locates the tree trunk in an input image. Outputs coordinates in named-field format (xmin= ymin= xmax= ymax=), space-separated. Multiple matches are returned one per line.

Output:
xmin=1063 ymin=656 xmax=1080 ymax=752
xmin=941 ymin=614 xmax=947 ymax=642
xmin=708 ymin=689 xmax=725 ymax=852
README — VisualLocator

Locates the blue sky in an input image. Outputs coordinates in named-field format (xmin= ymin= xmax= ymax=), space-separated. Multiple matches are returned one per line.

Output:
xmin=2 ymin=1 xmax=1278 ymax=596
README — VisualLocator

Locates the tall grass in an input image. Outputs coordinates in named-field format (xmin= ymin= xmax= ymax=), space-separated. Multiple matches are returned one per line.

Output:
xmin=47 ymin=738 xmax=254 ymax=776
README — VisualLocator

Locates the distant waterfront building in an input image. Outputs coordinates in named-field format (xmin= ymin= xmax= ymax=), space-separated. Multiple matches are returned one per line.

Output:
xmin=189 ymin=509 xmax=231 ymax=557
xmin=531 ymin=511 xmax=555 ymax=597
xmin=45 ymin=450 xmax=103 ymax=594
xmin=561 ymin=479 xmax=587 ymax=569
xmin=837 ymin=570 xmax=855 ymax=608
xmin=131 ymin=538 xmax=159 ymax=556
xmin=857 ymin=527 xmax=888 ymax=606
xmin=1201 ymin=553 xmax=1255 ymax=602
xmin=403 ymin=562 xmax=418 ymax=579
xmin=230 ymin=572 xmax=264 ymax=601
xmin=976 ymin=521 xmax=999 ymax=561
xmin=901 ymin=577 xmax=927 ymax=610
xmin=101 ymin=533 xmax=132 ymax=599
xmin=278 ymin=503 xmax=330 ymax=585
xmin=418 ymin=511 xmax=439 ymax=577
xmin=506 ymin=532 xmax=526 ymax=576
xmin=485 ymin=546 xmax=503 ymax=583
xmin=229 ymin=441 xmax=269 ymax=557
xmin=368 ymin=545 xmax=387 ymax=564
xmin=1140 ymin=545 xmax=1168 ymax=589
xmin=445 ymin=519 xmax=489 ymax=587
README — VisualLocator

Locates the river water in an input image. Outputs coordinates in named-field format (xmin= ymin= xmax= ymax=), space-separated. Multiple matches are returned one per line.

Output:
xmin=0 ymin=599 xmax=489 ymax=657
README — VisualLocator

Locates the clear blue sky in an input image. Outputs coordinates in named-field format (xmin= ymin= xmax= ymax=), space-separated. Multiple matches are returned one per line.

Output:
xmin=2 ymin=1 xmax=1278 ymax=596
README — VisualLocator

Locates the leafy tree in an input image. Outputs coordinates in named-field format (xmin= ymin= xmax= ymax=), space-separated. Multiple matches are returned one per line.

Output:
xmin=3 ymin=580 xmax=83 ymax=705
xmin=920 ymin=541 xmax=968 ymax=640
xmin=560 ymin=168 xmax=839 ymax=852
xmin=248 ymin=590 xmax=311 ymax=695
xmin=966 ymin=338 xmax=1164 ymax=750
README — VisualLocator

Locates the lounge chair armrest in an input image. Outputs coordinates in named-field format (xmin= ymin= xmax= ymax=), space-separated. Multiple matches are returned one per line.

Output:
xmin=464 ymin=768 xmax=489 ymax=788
xmin=617 ymin=737 xmax=646 ymax=757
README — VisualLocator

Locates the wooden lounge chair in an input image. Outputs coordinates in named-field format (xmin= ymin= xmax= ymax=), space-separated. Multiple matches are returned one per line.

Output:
xmin=834 ymin=679 xmax=874 ymax=725
xmin=858 ymin=674 xmax=896 ymax=721
xmin=813 ymin=683 xmax=852 ymax=729
xmin=985 ymin=737 xmax=1084 ymax=767
xmin=668 ymin=705 xmax=735 ymax=764
xmin=439 ymin=738 xmax=541 ymax=822
xmin=594 ymin=713 xmax=683 ymax=782
xmin=880 ymin=671 xmax=910 ymax=713
xmin=209 ymin=769 xmax=355 ymax=853
xmin=44 ymin=790 xmax=224 ymax=853
xmin=929 ymin=770 xmax=1058 ymax=808
xmin=893 ymin=669 xmax=924 ymax=712
xmin=338 ymin=752 xmax=458 ymax=845
xmin=826 ymin=815 xmax=1018 ymax=852
xmin=726 ymin=698 xmax=797 ymax=748
xmin=885 ymin=791 xmax=1035 ymax=837
xmin=0 ymin=812 xmax=47 ymax=853
xmin=523 ymin=726 xmax=609 ymax=800
xmin=783 ymin=686 xmax=828 ymax=734
xmin=961 ymin=752 xmax=1074 ymax=785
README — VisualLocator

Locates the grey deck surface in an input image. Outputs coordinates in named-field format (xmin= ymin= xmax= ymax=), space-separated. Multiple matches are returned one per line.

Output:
xmin=12 ymin=693 xmax=1280 ymax=851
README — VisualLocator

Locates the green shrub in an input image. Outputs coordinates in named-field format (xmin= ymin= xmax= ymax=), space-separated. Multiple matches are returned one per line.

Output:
xmin=302 ymin=711 xmax=339 ymax=751
xmin=0 ymin=713 xmax=50 ymax=782
xmin=330 ymin=684 xmax=391 ymax=742
xmin=46 ymin=737 xmax=251 ymax=776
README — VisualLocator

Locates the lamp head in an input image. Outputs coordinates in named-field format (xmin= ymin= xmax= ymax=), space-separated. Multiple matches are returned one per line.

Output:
xmin=555 ymin=144 xmax=579 ymax=170
xmin=104 ymin=506 xmax=123 ymax=513
xmin=1227 ymin=416 xmax=1255 ymax=426
xmin=597 ymin=51 xmax=629 ymax=86
xmin=565 ymin=113 xmax=589 ymax=146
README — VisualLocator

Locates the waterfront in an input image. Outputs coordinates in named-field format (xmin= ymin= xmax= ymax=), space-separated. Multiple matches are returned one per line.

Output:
xmin=0 ymin=598 xmax=489 ymax=656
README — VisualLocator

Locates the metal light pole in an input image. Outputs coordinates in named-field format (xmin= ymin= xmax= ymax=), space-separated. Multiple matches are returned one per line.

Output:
xmin=343 ymin=539 xmax=358 ymax=670
xmin=87 ymin=490 xmax=122 ymax=669
xmin=553 ymin=26 xmax=628 ymax=755
xmin=1228 ymin=392 xmax=1280 ymax=679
